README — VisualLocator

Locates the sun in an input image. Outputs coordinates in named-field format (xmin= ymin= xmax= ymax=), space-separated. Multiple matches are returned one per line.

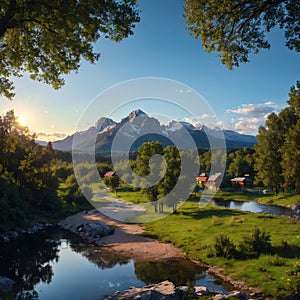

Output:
xmin=17 ymin=114 xmax=30 ymax=127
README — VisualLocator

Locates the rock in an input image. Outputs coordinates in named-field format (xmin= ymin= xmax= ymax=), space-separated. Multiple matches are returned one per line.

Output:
xmin=105 ymin=280 xmax=177 ymax=299
xmin=7 ymin=231 xmax=19 ymax=239
xmin=227 ymin=291 xmax=248 ymax=299
xmin=76 ymin=223 xmax=114 ymax=239
xmin=195 ymin=286 xmax=209 ymax=296
xmin=0 ymin=276 xmax=15 ymax=293
xmin=291 ymin=205 xmax=300 ymax=211
xmin=0 ymin=235 xmax=10 ymax=243
xmin=214 ymin=294 xmax=227 ymax=300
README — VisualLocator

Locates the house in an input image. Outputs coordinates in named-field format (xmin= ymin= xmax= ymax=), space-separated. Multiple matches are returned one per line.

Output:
xmin=104 ymin=171 xmax=117 ymax=177
xmin=230 ymin=175 xmax=253 ymax=188
xmin=197 ymin=172 xmax=209 ymax=184
xmin=206 ymin=173 xmax=223 ymax=190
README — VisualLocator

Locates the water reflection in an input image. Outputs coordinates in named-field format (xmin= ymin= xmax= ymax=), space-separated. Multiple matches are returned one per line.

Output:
xmin=135 ymin=260 xmax=204 ymax=286
xmin=0 ymin=232 xmax=59 ymax=291
xmin=0 ymin=229 xmax=229 ymax=299
xmin=212 ymin=199 xmax=298 ymax=217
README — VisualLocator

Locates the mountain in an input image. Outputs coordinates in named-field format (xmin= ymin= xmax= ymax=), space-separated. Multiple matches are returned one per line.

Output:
xmin=51 ymin=109 xmax=257 ymax=152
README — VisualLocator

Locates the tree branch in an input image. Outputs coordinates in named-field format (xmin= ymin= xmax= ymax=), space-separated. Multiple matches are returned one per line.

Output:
xmin=0 ymin=0 xmax=17 ymax=38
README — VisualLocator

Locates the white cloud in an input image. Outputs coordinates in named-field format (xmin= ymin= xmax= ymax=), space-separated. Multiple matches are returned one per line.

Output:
xmin=182 ymin=114 xmax=218 ymax=128
xmin=227 ymin=102 xmax=283 ymax=116
xmin=37 ymin=132 xmax=67 ymax=141
xmin=224 ymin=101 xmax=286 ymax=135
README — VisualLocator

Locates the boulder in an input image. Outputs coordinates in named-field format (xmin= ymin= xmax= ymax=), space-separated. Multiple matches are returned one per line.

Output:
xmin=0 ymin=235 xmax=10 ymax=243
xmin=0 ymin=276 xmax=15 ymax=293
xmin=227 ymin=291 xmax=248 ymax=299
xmin=194 ymin=286 xmax=209 ymax=296
xmin=6 ymin=231 xmax=19 ymax=239
xmin=77 ymin=223 xmax=114 ymax=239
xmin=213 ymin=294 xmax=227 ymax=300
xmin=105 ymin=280 xmax=177 ymax=300
xmin=291 ymin=205 xmax=300 ymax=211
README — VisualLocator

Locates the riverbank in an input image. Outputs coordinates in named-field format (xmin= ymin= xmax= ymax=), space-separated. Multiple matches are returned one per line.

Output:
xmin=58 ymin=209 xmax=183 ymax=261
xmin=58 ymin=209 xmax=263 ymax=296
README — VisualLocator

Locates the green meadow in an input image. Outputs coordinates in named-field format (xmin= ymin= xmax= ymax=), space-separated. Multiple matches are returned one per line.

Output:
xmin=142 ymin=197 xmax=300 ymax=297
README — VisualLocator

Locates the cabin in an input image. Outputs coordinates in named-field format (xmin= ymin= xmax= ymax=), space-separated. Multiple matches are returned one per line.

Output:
xmin=196 ymin=172 xmax=209 ymax=184
xmin=104 ymin=171 xmax=117 ymax=178
xmin=230 ymin=175 xmax=253 ymax=188
xmin=206 ymin=173 xmax=223 ymax=190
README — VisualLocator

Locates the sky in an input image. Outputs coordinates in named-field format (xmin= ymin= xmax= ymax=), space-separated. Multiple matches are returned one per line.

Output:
xmin=0 ymin=0 xmax=299 ymax=141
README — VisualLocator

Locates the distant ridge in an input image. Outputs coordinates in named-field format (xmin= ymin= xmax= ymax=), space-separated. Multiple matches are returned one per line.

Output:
xmin=49 ymin=110 xmax=257 ymax=152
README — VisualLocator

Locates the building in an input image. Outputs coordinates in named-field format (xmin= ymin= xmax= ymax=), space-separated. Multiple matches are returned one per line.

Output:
xmin=104 ymin=171 xmax=117 ymax=177
xmin=206 ymin=173 xmax=223 ymax=190
xmin=230 ymin=175 xmax=253 ymax=188
xmin=196 ymin=172 xmax=209 ymax=184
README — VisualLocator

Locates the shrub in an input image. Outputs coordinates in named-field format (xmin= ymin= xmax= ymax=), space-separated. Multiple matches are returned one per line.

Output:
xmin=239 ymin=227 xmax=272 ymax=255
xmin=214 ymin=234 xmax=237 ymax=258
xmin=211 ymin=215 xmax=223 ymax=225
xmin=268 ymin=254 xmax=285 ymax=266
xmin=286 ymin=262 xmax=300 ymax=295
xmin=227 ymin=216 xmax=244 ymax=225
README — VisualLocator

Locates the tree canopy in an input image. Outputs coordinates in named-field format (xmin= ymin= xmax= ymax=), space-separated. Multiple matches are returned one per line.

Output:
xmin=184 ymin=0 xmax=300 ymax=69
xmin=255 ymin=81 xmax=300 ymax=192
xmin=0 ymin=0 xmax=139 ymax=99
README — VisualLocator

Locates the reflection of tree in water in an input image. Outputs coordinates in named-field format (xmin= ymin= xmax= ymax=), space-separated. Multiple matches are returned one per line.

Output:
xmin=134 ymin=260 xmax=205 ymax=286
xmin=73 ymin=246 xmax=130 ymax=269
xmin=0 ymin=231 xmax=60 ymax=291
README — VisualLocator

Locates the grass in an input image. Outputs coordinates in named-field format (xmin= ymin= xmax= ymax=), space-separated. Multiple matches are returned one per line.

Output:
xmin=143 ymin=196 xmax=300 ymax=297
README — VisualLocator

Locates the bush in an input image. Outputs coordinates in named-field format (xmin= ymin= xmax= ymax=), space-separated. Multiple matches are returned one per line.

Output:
xmin=239 ymin=227 xmax=272 ymax=255
xmin=211 ymin=215 xmax=223 ymax=225
xmin=214 ymin=234 xmax=237 ymax=258
xmin=267 ymin=254 xmax=285 ymax=266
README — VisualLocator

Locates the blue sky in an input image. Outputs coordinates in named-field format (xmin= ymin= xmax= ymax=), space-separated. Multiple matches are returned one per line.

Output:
xmin=0 ymin=0 xmax=299 ymax=141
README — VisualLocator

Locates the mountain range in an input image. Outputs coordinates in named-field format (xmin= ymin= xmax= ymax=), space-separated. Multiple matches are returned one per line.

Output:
xmin=51 ymin=109 xmax=257 ymax=152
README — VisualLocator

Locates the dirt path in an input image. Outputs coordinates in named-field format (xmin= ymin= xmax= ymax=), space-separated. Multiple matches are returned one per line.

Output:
xmin=58 ymin=209 xmax=183 ymax=261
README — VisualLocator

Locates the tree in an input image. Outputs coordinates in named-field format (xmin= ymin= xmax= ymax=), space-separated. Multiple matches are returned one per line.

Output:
xmin=184 ymin=0 xmax=300 ymax=69
xmin=103 ymin=175 xmax=120 ymax=193
xmin=0 ymin=0 xmax=139 ymax=99
xmin=281 ymin=82 xmax=300 ymax=192
xmin=255 ymin=82 xmax=300 ymax=192
xmin=227 ymin=148 xmax=255 ymax=178
xmin=159 ymin=146 xmax=181 ymax=212
xmin=255 ymin=114 xmax=285 ymax=192
xmin=134 ymin=142 xmax=164 ymax=213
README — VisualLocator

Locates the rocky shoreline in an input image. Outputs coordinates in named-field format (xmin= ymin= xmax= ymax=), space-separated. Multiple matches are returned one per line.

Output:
xmin=104 ymin=280 xmax=260 ymax=300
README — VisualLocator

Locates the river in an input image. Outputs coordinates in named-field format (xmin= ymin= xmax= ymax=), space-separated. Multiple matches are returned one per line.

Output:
xmin=211 ymin=199 xmax=299 ymax=217
xmin=0 ymin=229 xmax=230 ymax=300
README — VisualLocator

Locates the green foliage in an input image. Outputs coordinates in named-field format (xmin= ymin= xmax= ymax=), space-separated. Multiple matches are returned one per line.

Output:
xmin=134 ymin=142 xmax=164 ymax=212
xmin=103 ymin=175 xmax=120 ymax=193
xmin=285 ymin=262 xmax=300 ymax=295
xmin=0 ymin=110 xmax=92 ymax=232
xmin=255 ymin=82 xmax=300 ymax=193
xmin=214 ymin=234 xmax=237 ymax=259
xmin=0 ymin=0 xmax=140 ymax=99
xmin=239 ymin=227 xmax=272 ymax=255
xmin=227 ymin=148 xmax=255 ymax=178
xmin=184 ymin=0 xmax=300 ymax=69
xmin=267 ymin=254 xmax=285 ymax=267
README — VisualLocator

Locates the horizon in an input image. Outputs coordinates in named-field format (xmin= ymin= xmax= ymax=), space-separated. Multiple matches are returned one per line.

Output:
xmin=37 ymin=107 xmax=257 ymax=143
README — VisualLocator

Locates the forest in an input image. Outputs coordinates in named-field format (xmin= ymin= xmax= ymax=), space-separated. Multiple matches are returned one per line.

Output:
xmin=1 ymin=81 xmax=299 ymax=232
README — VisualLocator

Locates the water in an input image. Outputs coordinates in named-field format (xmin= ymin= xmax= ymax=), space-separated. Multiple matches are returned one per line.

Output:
xmin=0 ymin=229 xmax=229 ymax=299
xmin=212 ymin=199 xmax=298 ymax=217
